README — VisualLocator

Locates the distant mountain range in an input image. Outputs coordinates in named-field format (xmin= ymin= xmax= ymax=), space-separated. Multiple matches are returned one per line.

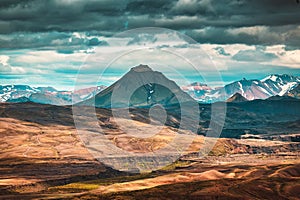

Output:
xmin=182 ymin=74 xmax=300 ymax=103
xmin=1 ymin=66 xmax=299 ymax=105
xmin=1 ymin=85 xmax=106 ymax=105
xmin=1 ymin=65 xmax=300 ymax=139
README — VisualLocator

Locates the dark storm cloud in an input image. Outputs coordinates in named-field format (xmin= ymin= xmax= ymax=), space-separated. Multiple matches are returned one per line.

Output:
xmin=184 ymin=25 xmax=300 ymax=48
xmin=0 ymin=0 xmax=300 ymax=47
xmin=0 ymin=31 xmax=108 ymax=52
xmin=1 ymin=0 xmax=299 ymax=32
xmin=126 ymin=0 xmax=176 ymax=15
xmin=0 ymin=0 xmax=129 ymax=33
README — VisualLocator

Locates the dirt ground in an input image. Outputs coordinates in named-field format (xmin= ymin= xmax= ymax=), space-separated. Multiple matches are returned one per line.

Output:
xmin=1 ymin=103 xmax=300 ymax=199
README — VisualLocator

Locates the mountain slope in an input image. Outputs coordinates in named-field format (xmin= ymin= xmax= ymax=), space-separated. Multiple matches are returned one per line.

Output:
xmin=29 ymin=93 xmax=70 ymax=105
xmin=82 ymin=64 xmax=196 ymax=108
xmin=261 ymin=74 xmax=300 ymax=96
xmin=182 ymin=74 xmax=300 ymax=103
xmin=227 ymin=93 xmax=248 ymax=103
xmin=286 ymin=84 xmax=300 ymax=99
xmin=6 ymin=96 xmax=30 ymax=103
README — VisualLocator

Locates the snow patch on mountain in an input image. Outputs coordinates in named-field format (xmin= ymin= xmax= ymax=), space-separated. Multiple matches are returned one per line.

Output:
xmin=182 ymin=74 xmax=300 ymax=103
xmin=278 ymin=82 xmax=298 ymax=96
xmin=258 ymin=86 xmax=271 ymax=95
xmin=238 ymin=82 xmax=244 ymax=94
xmin=0 ymin=85 xmax=106 ymax=105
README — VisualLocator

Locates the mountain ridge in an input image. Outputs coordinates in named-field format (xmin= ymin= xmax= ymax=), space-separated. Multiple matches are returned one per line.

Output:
xmin=0 ymin=85 xmax=106 ymax=105
xmin=182 ymin=74 xmax=300 ymax=103
xmin=1 ymin=73 xmax=299 ymax=105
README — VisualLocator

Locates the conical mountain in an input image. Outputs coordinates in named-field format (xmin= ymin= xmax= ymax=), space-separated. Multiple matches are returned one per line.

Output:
xmin=82 ymin=64 xmax=196 ymax=108
xmin=227 ymin=92 xmax=248 ymax=103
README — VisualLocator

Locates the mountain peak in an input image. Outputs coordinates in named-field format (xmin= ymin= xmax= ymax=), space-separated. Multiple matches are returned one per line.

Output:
xmin=261 ymin=74 xmax=299 ymax=82
xmin=81 ymin=65 xmax=195 ymax=108
xmin=131 ymin=64 xmax=153 ymax=72
xmin=227 ymin=92 xmax=248 ymax=103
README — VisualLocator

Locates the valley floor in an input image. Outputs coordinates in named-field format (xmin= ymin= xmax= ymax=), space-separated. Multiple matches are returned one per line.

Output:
xmin=0 ymin=103 xmax=300 ymax=199
xmin=1 ymin=156 xmax=300 ymax=200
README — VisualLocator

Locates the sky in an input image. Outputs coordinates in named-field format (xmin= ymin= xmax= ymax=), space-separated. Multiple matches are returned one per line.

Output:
xmin=0 ymin=0 xmax=300 ymax=90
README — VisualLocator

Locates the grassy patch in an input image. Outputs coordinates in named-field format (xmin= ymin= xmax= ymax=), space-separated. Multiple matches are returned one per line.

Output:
xmin=52 ymin=182 xmax=99 ymax=191
xmin=208 ymin=140 xmax=234 ymax=156
xmin=48 ymin=160 xmax=192 ymax=193
xmin=48 ymin=173 xmax=155 ymax=193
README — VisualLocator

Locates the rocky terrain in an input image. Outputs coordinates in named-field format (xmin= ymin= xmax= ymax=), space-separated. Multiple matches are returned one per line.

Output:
xmin=0 ymin=102 xmax=299 ymax=199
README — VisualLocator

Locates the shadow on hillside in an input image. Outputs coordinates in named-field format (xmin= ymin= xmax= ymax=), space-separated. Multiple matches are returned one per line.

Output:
xmin=0 ymin=156 xmax=129 ymax=195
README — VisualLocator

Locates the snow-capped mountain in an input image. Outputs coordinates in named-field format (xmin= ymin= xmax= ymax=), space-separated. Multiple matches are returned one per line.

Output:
xmin=2 ymin=74 xmax=299 ymax=105
xmin=261 ymin=74 xmax=300 ymax=96
xmin=181 ymin=82 xmax=212 ymax=101
xmin=182 ymin=74 xmax=300 ymax=103
xmin=0 ymin=85 xmax=39 ymax=102
xmin=0 ymin=85 xmax=106 ymax=105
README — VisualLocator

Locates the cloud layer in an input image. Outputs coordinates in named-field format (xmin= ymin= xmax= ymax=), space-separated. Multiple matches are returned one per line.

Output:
xmin=1 ymin=0 xmax=300 ymax=48
xmin=0 ymin=0 xmax=299 ymax=89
